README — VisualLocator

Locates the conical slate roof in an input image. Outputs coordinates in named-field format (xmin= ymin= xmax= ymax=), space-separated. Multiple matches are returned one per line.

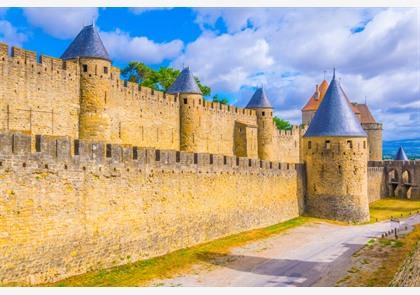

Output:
xmin=304 ymin=70 xmax=367 ymax=138
xmin=395 ymin=146 xmax=409 ymax=161
xmin=61 ymin=25 xmax=110 ymax=61
xmin=246 ymin=87 xmax=273 ymax=109
xmin=167 ymin=67 xmax=202 ymax=94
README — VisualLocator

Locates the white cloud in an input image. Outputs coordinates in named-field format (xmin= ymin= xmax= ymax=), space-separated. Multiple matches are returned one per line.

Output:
xmin=129 ymin=8 xmax=172 ymax=15
xmin=188 ymin=8 xmax=419 ymax=140
xmin=23 ymin=8 xmax=98 ymax=39
xmin=171 ymin=30 xmax=274 ymax=93
xmin=0 ymin=20 xmax=27 ymax=47
xmin=101 ymin=29 xmax=183 ymax=64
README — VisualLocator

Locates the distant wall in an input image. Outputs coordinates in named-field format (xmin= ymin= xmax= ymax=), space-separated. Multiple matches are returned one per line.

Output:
xmin=367 ymin=166 xmax=386 ymax=202
xmin=0 ymin=44 xmax=80 ymax=138
xmin=0 ymin=132 xmax=305 ymax=285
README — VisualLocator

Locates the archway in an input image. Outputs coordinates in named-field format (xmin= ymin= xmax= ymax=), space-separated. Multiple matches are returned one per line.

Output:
xmin=387 ymin=169 xmax=399 ymax=197
xmin=401 ymin=170 xmax=412 ymax=199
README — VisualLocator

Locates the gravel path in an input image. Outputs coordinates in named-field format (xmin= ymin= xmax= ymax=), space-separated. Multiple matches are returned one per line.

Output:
xmin=151 ymin=215 xmax=420 ymax=287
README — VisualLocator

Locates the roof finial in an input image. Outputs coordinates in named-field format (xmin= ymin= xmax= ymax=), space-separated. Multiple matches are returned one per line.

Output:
xmin=332 ymin=68 xmax=336 ymax=79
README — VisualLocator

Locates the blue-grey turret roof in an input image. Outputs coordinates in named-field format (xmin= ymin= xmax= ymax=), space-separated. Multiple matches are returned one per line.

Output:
xmin=395 ymin=146 xmax=409 ymax=161
xmin=246 ymin=87 xmax=273 ymax=109
xmin=61 ymin=25 xmax=110 ymax=61
xmin=304 ymin=70 xmax=367 ymax=138
xmin=167 ymin=67 xmax=202 ymax=94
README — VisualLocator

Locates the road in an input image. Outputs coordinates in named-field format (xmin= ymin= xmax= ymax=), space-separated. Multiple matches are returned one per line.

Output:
xmin=151 ymin=215 xmax=420 ymax=287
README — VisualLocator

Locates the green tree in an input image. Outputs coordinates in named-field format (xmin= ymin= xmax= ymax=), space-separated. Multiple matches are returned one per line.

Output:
xmin=121 ymin=62 xmax=211 ymax=96
xmin=273 ymin=116 xmax=293 ymax=131
xmin=212 ymin=94 xmax=229 ymax=105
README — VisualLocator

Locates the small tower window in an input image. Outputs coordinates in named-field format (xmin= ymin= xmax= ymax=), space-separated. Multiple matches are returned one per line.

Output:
xmin=104 ymin=66 xmax=108 ymax=74
xmin=262 ymin=111 xmax=265 ymax=116
xmin=82 ymin=64 xmax=88 ymax=72
xmin=363 ymin=141 xmax=366 ymax=149
xmin=184 ymin=98 xmax=188 ymax=104
xmin=308 ymin=141 xmax=312 ymax=149
xmin=325 ymin=140 xmax=331 ymax=149
xmin=347 ymin=140 xmax=353 ymax=148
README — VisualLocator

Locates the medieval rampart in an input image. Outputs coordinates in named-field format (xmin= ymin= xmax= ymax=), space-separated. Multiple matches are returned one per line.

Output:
xmin=0 ymin=131 xmax=305 ymax=284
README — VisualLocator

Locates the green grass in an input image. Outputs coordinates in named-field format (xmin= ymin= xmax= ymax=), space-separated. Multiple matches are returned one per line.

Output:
xmin=369 ymin=198 xmax=420 ymax=222
xmin=45 ymin=216 xmax=315 ymax=287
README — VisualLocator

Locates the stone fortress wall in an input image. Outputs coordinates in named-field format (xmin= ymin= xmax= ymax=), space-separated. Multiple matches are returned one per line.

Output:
xmin=0 ymin=43 xmax=302 ymax=163
xmin=0 ymin=132 xmax=305 ymax=284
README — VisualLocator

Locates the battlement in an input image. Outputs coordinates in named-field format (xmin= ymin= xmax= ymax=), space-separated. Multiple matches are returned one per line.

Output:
xmin=0 ymin=132 xmax=301 ymax=175
xmin=368 ymin=160 xmax=419 ymax=168
xmin=273 ymin=124 xmax=304 ymax=137
xmin=362 ymin=122 xmax=383 ymax=130
xmin=0 ymin=42 xmax=79 ymax=75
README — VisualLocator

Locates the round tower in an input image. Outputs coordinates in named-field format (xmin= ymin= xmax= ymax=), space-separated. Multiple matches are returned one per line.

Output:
xmin=246 ymin=87 xmax=275 ymax=161
xmin=167 ymin=67 xmax=203 ymax=152
xmin=61 ymin=24 xmax=112 ymax=141
xmin=303 ymin=70 xmax=370 ymax=223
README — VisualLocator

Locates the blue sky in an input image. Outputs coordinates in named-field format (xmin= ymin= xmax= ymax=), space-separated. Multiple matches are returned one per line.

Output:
xmin=0 ymin=7 xmax=419 ymax=140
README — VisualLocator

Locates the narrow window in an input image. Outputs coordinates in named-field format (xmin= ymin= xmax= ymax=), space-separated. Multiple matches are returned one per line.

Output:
xmin=260 ymin=161 xmax=263 ymax=168
xmin=347 ymin=140 xmax=353 ymax=149
xmin=308 ymin=141 xmax=312 ymax=149
xmin=106 ymin=144 xmax=112 ymax=158
xmin=74 ymin=140 xmax=80 ymax=155
xmin=184 ymin=98 xmax=188 ymax=104
xmin=104 ymin=91 xmax=107 ymax=104
xmin=155 ymin=150 xmax=160 ymax=161
xmin=209 ymin=154 xmax=213 ymax=165
xmin=103 ymin=66 xmax=108 ymax=74
xmin=262 ymin=111 xmax=265 ymax=116
xmin=176 ymin=151 xmax=181 ymax=163
xmin=236 ymin=157 xmax=240 ymax=166
xmin=249 ymin=159 xmax=252 ymax=167
xmin=224 ymin=156 xmax=227 ymax=165
xmin=132 ymin=147 xmax=138 ymax=160
xmin=363 ymin=141 xmax=366 ymax=149
xmin=82 ymin=64 xmax=88 ymax=72
xmin=194 ymin=153 xmax=198 ymax=164
xmin=325 ymin=140 xmax=331 ymax=149
xmin=35 ymin=135 xmax=41 ymax=152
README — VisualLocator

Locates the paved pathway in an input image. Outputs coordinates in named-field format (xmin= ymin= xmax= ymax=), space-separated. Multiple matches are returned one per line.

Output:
xmin=152 ymin=215 xmax=420 ymax=287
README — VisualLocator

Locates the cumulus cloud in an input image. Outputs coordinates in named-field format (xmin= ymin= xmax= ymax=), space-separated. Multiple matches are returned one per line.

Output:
xmin=23 ymin=8 xmax=98 ymax=39
xmin=101 ymin=28 xmax=183 ymax=64
xmin=129 ymin=8 xmax=172 ymax=15
xmin=186 ymin=8 xmax=419 ymax=140
xmin=171 ymin=30 xmax=274 ymax=93
xmin=0 ymin=20 xmax=27 ymax=47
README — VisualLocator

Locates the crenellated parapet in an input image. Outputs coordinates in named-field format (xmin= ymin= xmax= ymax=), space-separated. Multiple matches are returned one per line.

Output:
xmin=0 ymin=131 xmax=302 ymax=177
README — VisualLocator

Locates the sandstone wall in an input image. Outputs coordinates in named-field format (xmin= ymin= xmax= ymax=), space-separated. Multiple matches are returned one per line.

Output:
xmin=367 ymin=166 xmax=386 ymax=202
xmin=303 ymin=136 xmax=370 ymax=222
xmin=0 ymin=44 xmax=80 ymax=138
xmin=0 ymin=132 xmax=304 ymax=285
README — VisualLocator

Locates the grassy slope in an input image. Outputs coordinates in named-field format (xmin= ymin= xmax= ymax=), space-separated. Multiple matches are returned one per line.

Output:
xmin=337 ymin=224 xmax=420 ymax=287
xmin=369 ymin=198 xmax=420 ymax=222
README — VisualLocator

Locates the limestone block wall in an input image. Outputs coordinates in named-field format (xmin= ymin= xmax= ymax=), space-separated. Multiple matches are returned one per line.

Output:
xmin=0 ymin=132 xmax=305 ymax=285
xmin=362 ymin=123 xmax=383 ymax=161
xmin=106 ymin=67 xmax=180 ymax=150
xmin=272 ymin=125 xmax=302 ymax=163
xmin=367 ymin=167 xmax=386 ymax=202
xmin=303 ymin=136 xmax=370 ymax=222
xmin=0 ymin=44 xmax=80 ymax=138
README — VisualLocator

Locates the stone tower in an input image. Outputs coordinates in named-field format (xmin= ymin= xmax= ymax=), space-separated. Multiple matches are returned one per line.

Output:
xmin=303 ymin=70 xmax=370 ymax=223
xmin=356 ymin=104 xmax=383 ymax=161
xmin=246 ymin=87 xmax=275 ymax=161
xmin=167 ymin=67 xmax=203 ymax=152
xmin=61 ymin=24 xmax=112 ymax=141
